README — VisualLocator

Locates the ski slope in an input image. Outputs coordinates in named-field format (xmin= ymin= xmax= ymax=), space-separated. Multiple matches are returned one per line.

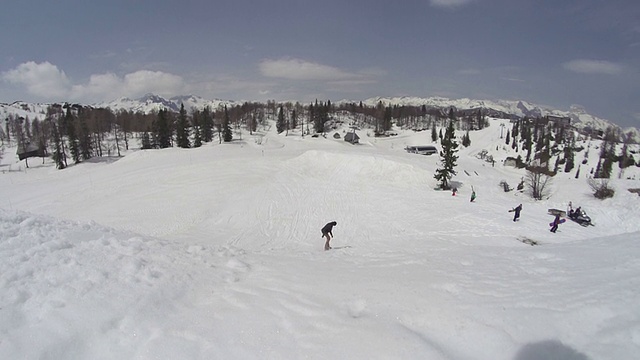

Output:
xmin=1 ymin=119 xmax=640 ymax=359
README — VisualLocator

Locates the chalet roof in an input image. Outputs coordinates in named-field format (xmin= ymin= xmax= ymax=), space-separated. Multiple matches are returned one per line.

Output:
xmin=344 ymin=132 xmax=360 ymax=140
xmin=17 ymin=142 xmax=40 ymax=155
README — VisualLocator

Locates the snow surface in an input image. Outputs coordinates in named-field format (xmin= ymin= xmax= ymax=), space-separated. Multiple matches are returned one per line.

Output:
xmin=1 ymin=119 xmax=640 ymax=359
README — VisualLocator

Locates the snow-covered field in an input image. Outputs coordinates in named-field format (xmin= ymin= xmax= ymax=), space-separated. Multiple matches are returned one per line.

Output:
xmin=1 ymin=119 xmax=640 ymax=359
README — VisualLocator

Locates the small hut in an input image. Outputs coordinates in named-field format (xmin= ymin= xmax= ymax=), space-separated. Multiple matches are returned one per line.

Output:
xmin=344 ymin=128 xmax=360 ymax=144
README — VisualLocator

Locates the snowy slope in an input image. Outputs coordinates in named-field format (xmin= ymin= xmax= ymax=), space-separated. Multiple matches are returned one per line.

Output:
xmin=0 ymin=101 xmax=50 ymax=122
xmin=358 ymin=96 xmax=638 ymax=139
xmin=1 ymin=119 xmax=640 ymax=359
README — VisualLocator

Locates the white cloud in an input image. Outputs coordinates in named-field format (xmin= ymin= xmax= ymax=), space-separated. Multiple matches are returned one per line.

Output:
xmin=429 ymin=0 xmax=475 ymax=9
xmin=3 ymin=61 xmax=186 ymax=102
xmin=2 ymin=61 xmax=71 ymax=99
xmin=121 ymin=70 xmax=185 ymax=97
xmin=259 ymin=58 xmax=360 ymax=81
xmin=563 ymin=59 xmax=624 ymax=75
xmin=71 ymin=73 xmax=122 ymax=100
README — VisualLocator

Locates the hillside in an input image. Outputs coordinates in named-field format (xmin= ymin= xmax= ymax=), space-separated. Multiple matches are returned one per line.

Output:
xmin=2 ymin=94 xmax=639 ymax=141
xmin=360 ymin=96 xmax=639 ymax=139
xmin=1 ymin=118 xmax=640 ymax=359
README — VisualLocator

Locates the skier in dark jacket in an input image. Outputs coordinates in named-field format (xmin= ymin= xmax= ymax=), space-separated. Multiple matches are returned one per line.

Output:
xmin=321 ymin=221 xmax=337 ymax=250
xmin=510 ymin=204 xmax=522 ymax=222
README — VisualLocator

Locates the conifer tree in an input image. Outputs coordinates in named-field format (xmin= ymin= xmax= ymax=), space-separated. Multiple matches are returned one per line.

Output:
xmin=564 ymin=138 xmax=575 ymax=173
xmin=382 ymin=106 xmax=392 ymax=132
xmin=541 ymin=128 xmax=551 ymax=167
xmin=434 ymin=120 xmax=459 ymax=190
xmin=313 ymin=100 xmax=328 ymax=133
xmin=141 ymin=130 xmax=152 ymax=149
xmin=65 ymin=107 xmax=81 ymax=164
xmin=50 ymin=119 xmax=65 ymax=169
xmin=594 ymin=159 xmax=603 ymax=178
xmin=512 ymin=120 xmax=520 ymax=138
xmin=113 ymin=114 xmax=122 ymax=157
xmin=222 ymin=105 xmax=233 ymax=142
xmin=308 ymin=102 xmax=315 ymax=134
xmin=249 ymin=114 xmax=257 ymax=134
xmin=596 ymin=127 xmax=615 ymax=178
xmin=462 ymin=130 xmax=471 ymax=147
xmin=523 ymin=125 xmax=533 ymax=162
xmin=291 ymin=109 xmax=298 ymax=131
xmin=79 ymin=115 xmax=92 ymax=160
xmin=535 ymin=125 xmax=545 ymax=152
xmin=619 ymin=140 xmax=629 ymax=169
xmin=176 ymin=103 xmax=191 ymax=148
xmin=156 ymin=109 xmax=172 ymax=148
xmin=276 ymin=105 xmax=286 ymax=134
xmin=192 ymin=112 xmax=202 ymax=148
xmin=431 ymin=122 xmax=437 ymax=142
xmin=201 ymin=106 xmax=214 ymax=143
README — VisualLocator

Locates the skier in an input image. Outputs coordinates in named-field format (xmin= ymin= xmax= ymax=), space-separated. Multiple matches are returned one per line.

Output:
xmin=550 ymin=214 xmax=562 ymax=233
xmin=470 ymin=187 xmax=476 ymax=202
xmin=509 ymin=204 xmax=522 ymax=222
xmin=452 ymin=187 xmax=457 ymax=196
xmin=321 ymin=221 xmax=337 ymax=251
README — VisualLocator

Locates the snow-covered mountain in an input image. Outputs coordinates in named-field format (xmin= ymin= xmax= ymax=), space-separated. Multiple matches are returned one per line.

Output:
xmin=0 ymin=101 xmax=50 ymax=122
xmin=94 ymin=94 xmax=238 ymax=114
xmin=359 ymin=96 xmax=638 ymax=139
xmin=2 ymin=94 xmax=638 ymax=139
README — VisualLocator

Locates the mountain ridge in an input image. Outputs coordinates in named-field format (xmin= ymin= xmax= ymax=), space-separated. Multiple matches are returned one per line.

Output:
xmin=2 ymin=94 xmax=638 ymax=139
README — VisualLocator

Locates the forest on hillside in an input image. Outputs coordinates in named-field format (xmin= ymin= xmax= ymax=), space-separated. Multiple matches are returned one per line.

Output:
xmin=1 ymin=100 xmax=638 ymax=179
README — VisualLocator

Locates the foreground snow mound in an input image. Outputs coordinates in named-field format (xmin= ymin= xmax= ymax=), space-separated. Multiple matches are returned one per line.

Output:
xmin=2 ymin=208 xmax=640 ymax=359
xmin=0 ymin=209 xmax=248 ymax=359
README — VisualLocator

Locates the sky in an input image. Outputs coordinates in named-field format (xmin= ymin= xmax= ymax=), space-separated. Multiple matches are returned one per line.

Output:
xmin=1 ymin=0 xmax=639 ymax=128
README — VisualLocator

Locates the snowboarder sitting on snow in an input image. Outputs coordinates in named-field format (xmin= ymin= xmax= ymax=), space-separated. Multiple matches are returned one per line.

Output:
xmin=321 ymin=221 xmax=337 ymax=251
xmin=509 ymin=204 xmax=522 ymax=222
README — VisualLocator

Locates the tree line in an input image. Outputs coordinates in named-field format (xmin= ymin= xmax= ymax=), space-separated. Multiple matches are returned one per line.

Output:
xmin=3 ymin=100 xmax=635 ymax=180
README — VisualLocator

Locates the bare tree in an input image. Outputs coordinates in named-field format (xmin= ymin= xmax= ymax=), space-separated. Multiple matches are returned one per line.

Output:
xmin=525 ymin=166 xmax=553 ymax=200
xmin=587 ymin=177 xmax=615 ymax=199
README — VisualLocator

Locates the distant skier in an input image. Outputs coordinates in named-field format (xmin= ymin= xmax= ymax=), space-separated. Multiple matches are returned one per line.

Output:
xmin=470 ymin=187 xmax=476 ymax=202
xmin=550 ymin=214 xmax=563 ymax=233
xmin=452 ymin=187 xmax=457 ymax=196
xmin=509 ymin=204 xmax=522 ymax=222
xmin=321 ymin=221 xmax=337 ymax=251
